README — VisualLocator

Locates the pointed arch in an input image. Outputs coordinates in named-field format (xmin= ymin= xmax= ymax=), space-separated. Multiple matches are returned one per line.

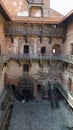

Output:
xmin=41 ymin=46 xmax=46 ymax=54
xmin=52 ymin=44 xmax=61 ymax=54
xmin=24 ymin=45 xmax=29 ymax=53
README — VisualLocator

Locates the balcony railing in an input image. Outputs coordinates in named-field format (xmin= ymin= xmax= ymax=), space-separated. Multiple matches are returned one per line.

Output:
xmin=57 ymin=54 xmax=73 ymax=64
xmin=0 ymin=54 xmax=73 ymax=64
xmin=57 ymin=82 xmax=73 ymax=108
xmin=5 ymin=26 xmax=64 ymax=37
xmin=27 ymin=0 xmax=43 ymax=5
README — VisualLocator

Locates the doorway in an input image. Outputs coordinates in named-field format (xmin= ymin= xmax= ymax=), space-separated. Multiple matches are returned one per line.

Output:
xmin=18 ymin=78 xmax=34 ymax=102
xmin=37 ymin=84 xmax=42 ymax=99
xmin=23 ymin=64 xmax=29 ymax=72
xmin=24 ymin=45 xmax=29 ymax=53
xmin=41 ymin=47 xmax=46 ymax=55
xmin=52 ymin=44 xmax=61 ymax=54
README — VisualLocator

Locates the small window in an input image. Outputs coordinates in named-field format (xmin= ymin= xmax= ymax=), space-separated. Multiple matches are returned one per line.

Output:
xmin=23 ymin=64 xmax=29 ymax=72
xmin=52 ymin=44 xmax=61 ymax=54
xmin=53 ymin=49 xmax=56 ymax=54
xmin=41 ymin=47 xmax=46 ymax=54
xmin=24 ymin=45 xmax=29 ymax=53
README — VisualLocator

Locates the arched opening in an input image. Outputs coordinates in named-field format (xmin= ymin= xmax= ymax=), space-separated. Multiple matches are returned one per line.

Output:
xmin=52 ymin=44 xmax=61 ymax=54
xmin=37 ymin=84 xmax=44 ymax=99
xmin=23 ymin=64 xmax=29 ymax=72
xmin=41 ymin=47 xmax=46 ymax=55
xmin=68 ymin=78 xmax=72 ymax=91
xmin=62 ymin=62 xmax=68 ymax=71
xmin=71 ymin=43 xmax=73 ymax=55
xmin=18 ymin=77 xmax=34 ymax=102
xmin=24 ymin=45 xmax=29 ymax=53
xmin=37 ymin=84 xmax=42 ymax=98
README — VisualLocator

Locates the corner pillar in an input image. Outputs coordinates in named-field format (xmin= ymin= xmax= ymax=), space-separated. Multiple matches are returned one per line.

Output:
xmin=33 ymin=85 xmax=37 ymax=98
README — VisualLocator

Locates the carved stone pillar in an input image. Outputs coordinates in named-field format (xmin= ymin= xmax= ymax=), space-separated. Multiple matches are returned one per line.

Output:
xmin=33 ymin=85 xmax=37 ymax=98
xmin=34 ymin=43 xmax=37 ymax=54
xmin=0 ymin=67 xmax=6 ymax=95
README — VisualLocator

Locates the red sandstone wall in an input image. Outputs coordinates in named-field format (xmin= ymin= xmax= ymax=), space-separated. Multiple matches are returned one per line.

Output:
xmin=63 ymin=23 xmax=73 ymax=54
xmin=5 ymin=36 xmax=63 ymax=55
xmin=0 ymin=14 xmax=6 ymax=54
xmin=1 ymin=0 xmax=63 ymax=18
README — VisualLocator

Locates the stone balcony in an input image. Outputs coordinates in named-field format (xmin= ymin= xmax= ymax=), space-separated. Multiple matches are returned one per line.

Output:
xmin=5 ymin=23 xmax=65 ymax=38
xmin=0 ymin=54 xmax=73 ymax=64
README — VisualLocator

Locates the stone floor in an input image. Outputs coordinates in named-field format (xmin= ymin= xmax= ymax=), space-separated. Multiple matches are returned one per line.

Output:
xmin=8 ymin=99 xmax=73 ymax=130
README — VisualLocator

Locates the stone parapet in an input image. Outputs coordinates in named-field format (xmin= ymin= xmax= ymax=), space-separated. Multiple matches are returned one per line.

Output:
xmin=0 ymin=54 xmax=73 ymax=64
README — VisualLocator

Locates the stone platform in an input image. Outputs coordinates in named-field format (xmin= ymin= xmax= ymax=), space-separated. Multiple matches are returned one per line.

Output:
xmin=8 ymin=100 xmax=73 ymax=130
